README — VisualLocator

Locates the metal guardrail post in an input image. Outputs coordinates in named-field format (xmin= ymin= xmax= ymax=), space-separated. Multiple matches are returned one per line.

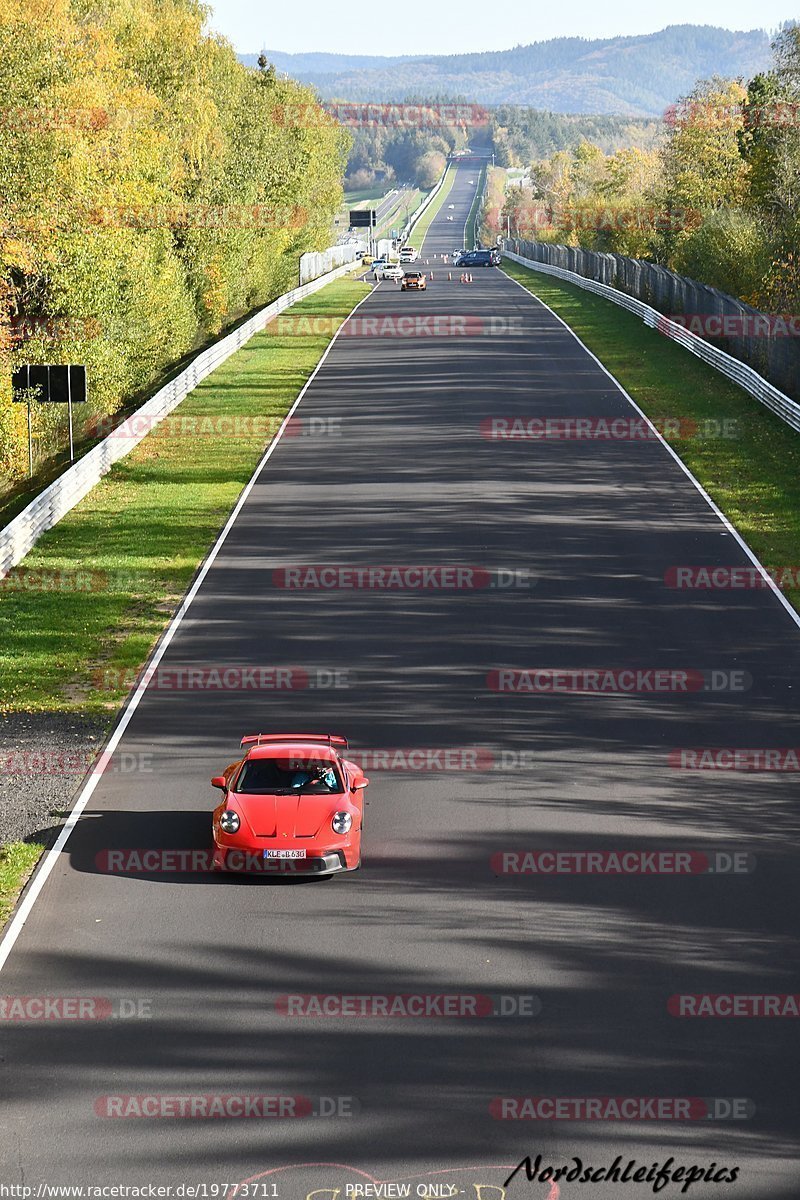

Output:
xmin=502 ymin=247 xmax=800 ymax=434
xmin=0 ymin=253 xmax=363 ymax=576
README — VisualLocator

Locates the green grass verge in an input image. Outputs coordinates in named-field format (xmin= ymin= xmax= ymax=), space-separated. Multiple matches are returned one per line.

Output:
xmin=333 ymin=186 xmax=389 ymax=238
xmin=464 ymin=165 xmax=486 ymax=250
xmin=342 ymin=185 xmax=388 ymax=206
xmin=0 ymin=276 xmax=370 ymax=715
xmin=408 ymin=166 xmax=457 ymax=254
xmin=503 ymin=259 xmax=800 ymax=611
xmin=0 ymin=841 xmax=44 ymax=926
xmin=376 ymin=188 xmax=423 ymax=237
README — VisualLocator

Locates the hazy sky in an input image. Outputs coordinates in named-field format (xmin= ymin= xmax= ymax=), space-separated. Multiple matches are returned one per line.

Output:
xmin=208 ymin=0 xmax=795 ymax=55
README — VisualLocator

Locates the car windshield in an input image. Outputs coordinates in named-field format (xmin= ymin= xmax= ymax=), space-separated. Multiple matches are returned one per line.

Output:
xmin=234 ymin=756 xmax=343 ymax=794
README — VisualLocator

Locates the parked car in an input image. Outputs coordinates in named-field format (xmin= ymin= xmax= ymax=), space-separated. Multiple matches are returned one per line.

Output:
xmin=378 ymin=262 xmax=405 ymax=281
xmin=457 ymin=249 xmax=499 ymax=267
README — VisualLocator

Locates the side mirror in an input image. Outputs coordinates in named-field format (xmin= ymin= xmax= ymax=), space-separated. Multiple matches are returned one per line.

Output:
xmin=211 ymin=775 xmax=227 ymax=790
xmin=351 ymin=775 xmax=369 ymax=791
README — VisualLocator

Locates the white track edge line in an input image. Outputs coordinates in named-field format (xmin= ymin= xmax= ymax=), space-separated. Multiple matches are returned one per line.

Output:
xmin=0 ymin=284 xmax=376 ymax=974
xmin=502 ymin=265 xmax=800 ymax=635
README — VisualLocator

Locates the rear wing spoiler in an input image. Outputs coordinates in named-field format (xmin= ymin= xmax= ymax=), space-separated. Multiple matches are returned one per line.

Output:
xmin=240 ymin=733 xmax=349 ymax=750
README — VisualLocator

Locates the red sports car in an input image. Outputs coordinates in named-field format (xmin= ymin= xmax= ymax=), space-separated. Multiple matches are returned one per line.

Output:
xmin=211 ymin=733 xmax=368 ymax=876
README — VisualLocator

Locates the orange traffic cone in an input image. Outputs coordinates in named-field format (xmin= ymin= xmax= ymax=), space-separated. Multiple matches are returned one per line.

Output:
xmin=448 ymin=272 xmax=452 ymax=281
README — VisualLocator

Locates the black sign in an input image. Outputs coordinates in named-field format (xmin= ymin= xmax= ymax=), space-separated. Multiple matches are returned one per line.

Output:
xmin=349 ymin=209 xmax=376 ymax=228
xmin=12 ymin=364 xmax=87 ymax=403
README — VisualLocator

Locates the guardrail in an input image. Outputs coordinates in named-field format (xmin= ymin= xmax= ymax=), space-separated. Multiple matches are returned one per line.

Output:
xmin=0 ymin=256 xmax=361 ymax=577
xmin=501 ymin=244 xmax=800 ymax=435
xmin=300 ymin=242 xmax=361 ymax=286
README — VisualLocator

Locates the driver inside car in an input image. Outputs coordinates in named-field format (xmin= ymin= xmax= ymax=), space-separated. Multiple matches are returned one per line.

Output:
xmin=290 ymin=762 xmax=337 ymax=790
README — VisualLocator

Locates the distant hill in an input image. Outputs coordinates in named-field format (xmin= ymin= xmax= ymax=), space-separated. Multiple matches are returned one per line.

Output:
xmin=239 ymin=52 xmax=427 ymax=73
xmin=241 ymin=25 xmax=773 ymax=115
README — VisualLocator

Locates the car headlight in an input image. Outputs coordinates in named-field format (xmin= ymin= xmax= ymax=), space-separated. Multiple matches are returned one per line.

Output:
xmin=332 ymin=811 xmax=352 ymax=835
xmin=219 ymin=810 xmax=240 ymax=834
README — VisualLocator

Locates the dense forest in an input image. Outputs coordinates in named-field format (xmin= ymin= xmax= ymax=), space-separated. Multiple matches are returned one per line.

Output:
xmin=486 ymin=25 xmax=800 ymax=316
xmin=242 ymin=27 xmax=772 ymax=116
xmin=0 ymin=0 xmax=349 ymax=481
xmin=491 ymin=108 xmax=661 ymax=164
xmin=342 ymin=97 xmax=471 ymax=189
xmin=341 ymin=104 xmax=660 ymax=187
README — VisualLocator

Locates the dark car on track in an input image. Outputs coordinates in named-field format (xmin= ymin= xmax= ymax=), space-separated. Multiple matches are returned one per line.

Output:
xmin=457 ymin=249 xmax=500 ymax=267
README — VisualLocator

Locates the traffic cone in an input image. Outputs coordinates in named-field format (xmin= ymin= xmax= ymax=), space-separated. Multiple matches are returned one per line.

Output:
xmin=430 ymin=271 xmax=434 ymax=280
xmin=448 ymin=272 xmax=452 ymax=281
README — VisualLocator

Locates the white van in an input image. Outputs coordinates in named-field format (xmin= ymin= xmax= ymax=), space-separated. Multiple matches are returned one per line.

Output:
xmin=399 ymin=246 xmax=418 ymax=262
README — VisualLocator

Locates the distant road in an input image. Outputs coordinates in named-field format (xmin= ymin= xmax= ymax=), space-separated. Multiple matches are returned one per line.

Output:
xmin=1 ymin=159 xmax=798 ymax=1198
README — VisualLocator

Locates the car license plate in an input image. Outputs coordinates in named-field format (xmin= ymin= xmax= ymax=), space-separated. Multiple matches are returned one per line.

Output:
xmin=264 ymin=849 xmax=306 ymax=860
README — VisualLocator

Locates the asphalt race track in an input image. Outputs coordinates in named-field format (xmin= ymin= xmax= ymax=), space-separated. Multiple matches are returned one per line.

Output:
xmin=1 ymin=157 xmax=799 ymax=1199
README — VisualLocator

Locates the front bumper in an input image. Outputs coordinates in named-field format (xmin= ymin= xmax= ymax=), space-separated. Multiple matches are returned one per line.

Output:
xmin=212 ymin=845 xmax=355 ymax=876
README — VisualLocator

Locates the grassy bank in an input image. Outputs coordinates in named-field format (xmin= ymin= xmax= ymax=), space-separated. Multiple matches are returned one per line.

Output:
xmin=0 ymin=276 xmax=370 ymax=716
xmin=377 ymin=188 xmax=423 ymax=237
xmin=503 ymin=259 xmax=800 ymax=611
xmin=0 ymin=841 xmax=43 ymax=927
